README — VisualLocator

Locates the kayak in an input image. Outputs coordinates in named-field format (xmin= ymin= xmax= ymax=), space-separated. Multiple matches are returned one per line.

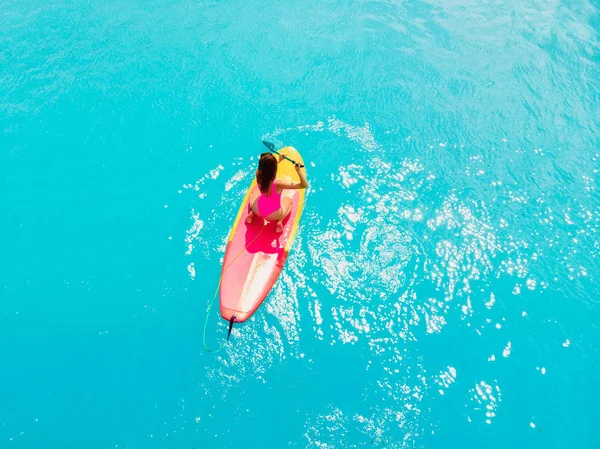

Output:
xmin=219 ymin=146 xmax=305 ymax=323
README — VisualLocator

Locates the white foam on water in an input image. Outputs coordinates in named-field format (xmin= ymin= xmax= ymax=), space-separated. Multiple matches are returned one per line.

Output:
xmin=184 ymin=210 xmax=204 ymax=256
xmin=470 ymin=380 xmax=502 ymax=425
xmin=187 ymin=263 xmax=195 ymax=280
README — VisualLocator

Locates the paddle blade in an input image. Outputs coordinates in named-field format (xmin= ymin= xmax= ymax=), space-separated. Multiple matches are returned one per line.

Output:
xmin=262 ymin=140 xmax=276 ymax=151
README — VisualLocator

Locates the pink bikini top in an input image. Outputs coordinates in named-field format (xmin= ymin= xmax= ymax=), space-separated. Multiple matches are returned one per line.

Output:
xmin=257 ymin=183 xmax=282 ymax=217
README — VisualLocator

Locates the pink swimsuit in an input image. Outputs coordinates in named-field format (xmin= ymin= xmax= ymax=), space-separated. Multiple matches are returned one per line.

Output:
xmin=256 ymin=185 xmax=281 ymax=217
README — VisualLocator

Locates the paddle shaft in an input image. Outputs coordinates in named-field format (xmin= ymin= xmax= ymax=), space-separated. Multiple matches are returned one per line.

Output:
xmin=276 ymin=152 xmax=305 ymax=168
xmin=262 ymin=140 xmax=304 ymax=168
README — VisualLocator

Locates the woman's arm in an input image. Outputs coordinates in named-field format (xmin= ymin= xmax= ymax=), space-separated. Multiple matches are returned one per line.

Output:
xmin=275 ymin=164 xmax=309 ymax=190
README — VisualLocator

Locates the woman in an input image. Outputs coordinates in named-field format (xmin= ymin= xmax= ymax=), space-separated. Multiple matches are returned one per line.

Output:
xmin=246 ymin=152 xmax=309 ymax=232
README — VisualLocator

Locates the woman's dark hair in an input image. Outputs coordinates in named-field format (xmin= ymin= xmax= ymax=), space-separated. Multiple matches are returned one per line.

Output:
xmin=257 ymin=152 xmax=277 ymax=193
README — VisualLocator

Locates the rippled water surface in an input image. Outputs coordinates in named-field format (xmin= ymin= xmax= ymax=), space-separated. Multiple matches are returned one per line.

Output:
xmin=2 ymin=0 xmax=599 ymax=448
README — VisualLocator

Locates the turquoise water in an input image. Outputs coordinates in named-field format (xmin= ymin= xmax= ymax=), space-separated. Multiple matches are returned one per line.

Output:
xmin=2 ymin=0 xmax=600 ymax=447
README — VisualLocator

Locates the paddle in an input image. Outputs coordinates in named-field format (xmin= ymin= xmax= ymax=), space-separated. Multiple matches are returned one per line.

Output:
xmin=262 ymin=140 xmax=305 ymax=168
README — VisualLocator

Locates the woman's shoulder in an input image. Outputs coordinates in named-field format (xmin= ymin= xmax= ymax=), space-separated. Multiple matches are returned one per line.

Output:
xmin=272 ymin=179 xmax=284 ymax=193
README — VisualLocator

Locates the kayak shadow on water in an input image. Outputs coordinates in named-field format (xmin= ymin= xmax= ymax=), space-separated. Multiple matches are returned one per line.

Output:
xmin=243 ymin=214 xmax=292 ymax=255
